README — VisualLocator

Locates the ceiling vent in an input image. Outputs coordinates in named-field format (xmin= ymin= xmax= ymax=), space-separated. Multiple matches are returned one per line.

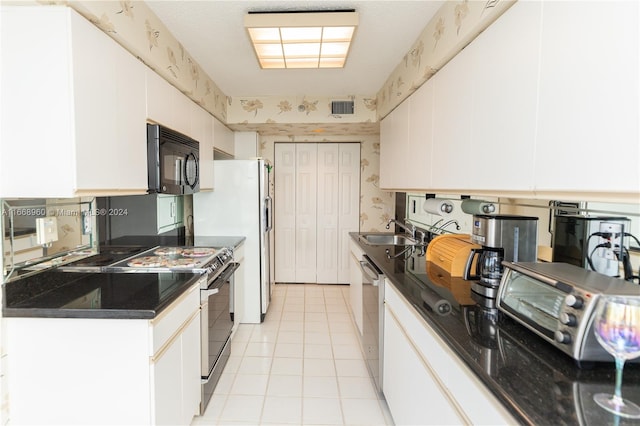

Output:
xmin=331 ymin=100 xmax=354 ymax=115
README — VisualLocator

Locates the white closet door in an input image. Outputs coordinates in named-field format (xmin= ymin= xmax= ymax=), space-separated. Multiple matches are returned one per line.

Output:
xmin=295 ymin=144 xmax=318 ymax=283
xmin=274 ymin=143 xmax=297 ymax=283
xmin=338 ymin=144 xmax=361 ymax=283
xmin=316 ymin=144 xmax=340 ymax=284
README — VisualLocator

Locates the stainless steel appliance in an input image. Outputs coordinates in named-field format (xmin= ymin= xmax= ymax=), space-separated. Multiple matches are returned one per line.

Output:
xmin=496 ymin=261 xmax=640 ymax=364
xmin=553 ymin=214 xmax=631 ymax=277
xmin=464 ymin=214 xmax=538 ymax=299
xmin=147 ymin=123 xmax=200 ymax=195
xmin=62 ymin=245 xmax=238 ymax=413
xmin=193 ymin=159 xmax=273 ymax=323
xmin=359 ymin=255 xmax=384 ymax=394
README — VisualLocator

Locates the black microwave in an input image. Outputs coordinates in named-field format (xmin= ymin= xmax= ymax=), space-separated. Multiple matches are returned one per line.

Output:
xmin=147 ymin=124 xmax=200 ymax=195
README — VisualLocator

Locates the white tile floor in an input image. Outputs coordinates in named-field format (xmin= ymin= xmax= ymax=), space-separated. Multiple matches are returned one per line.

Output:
xmin=192 ymin=283 xmax=393 ymax=426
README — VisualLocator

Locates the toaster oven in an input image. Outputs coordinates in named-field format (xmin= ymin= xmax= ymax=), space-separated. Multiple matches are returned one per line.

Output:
xmin=496 ymin=262 xmax=640 ymax=364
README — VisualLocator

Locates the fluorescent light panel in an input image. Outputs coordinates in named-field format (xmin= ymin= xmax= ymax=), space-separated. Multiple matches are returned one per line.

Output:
xmin=245 ymin=11 xmax=358 ymax=69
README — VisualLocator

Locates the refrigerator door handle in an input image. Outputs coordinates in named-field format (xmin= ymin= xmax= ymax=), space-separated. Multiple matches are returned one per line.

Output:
xmin=265 ymin=196 xmax=273 ymax=232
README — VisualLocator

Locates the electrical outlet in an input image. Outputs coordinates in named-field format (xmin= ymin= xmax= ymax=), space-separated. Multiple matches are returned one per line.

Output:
xmin=36 ymin=217 xmax=58 ymax=245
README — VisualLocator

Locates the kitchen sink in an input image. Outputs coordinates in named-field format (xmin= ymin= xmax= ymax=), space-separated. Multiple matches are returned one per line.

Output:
xmin=358 ymin=233 xmax=420 ymax=246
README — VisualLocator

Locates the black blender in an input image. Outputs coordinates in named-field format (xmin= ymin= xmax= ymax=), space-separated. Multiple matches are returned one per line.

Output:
xmin=463 ymin=214 xmax=539 ymax=300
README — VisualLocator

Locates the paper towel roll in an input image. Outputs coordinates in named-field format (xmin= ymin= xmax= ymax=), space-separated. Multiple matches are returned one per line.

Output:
xmin=420 ymin=290 xmax=452 ymax=316
xmin=423 ymin=198 xmax=454 ymax=216
xmin=461 ymin=199 xmax=496 ymax=215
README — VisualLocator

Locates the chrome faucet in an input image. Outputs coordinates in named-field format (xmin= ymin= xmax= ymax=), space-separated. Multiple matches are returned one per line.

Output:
xmin=386 ymin=218 xmax=416 ymax=238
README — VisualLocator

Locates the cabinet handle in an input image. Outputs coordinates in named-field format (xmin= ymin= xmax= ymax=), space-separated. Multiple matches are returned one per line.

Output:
xmin=171 ymin=201 xmax=176 ymax=218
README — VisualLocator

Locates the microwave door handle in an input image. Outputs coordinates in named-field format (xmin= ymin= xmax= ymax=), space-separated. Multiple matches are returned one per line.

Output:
xmin=175 ymin=157 xmax=183 ymax=184
xmin=184 ymin=152 xmax=199 ymax=188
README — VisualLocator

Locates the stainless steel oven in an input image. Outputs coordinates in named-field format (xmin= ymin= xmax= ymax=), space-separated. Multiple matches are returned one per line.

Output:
xmin=200 ymin=259 xmax=237 ymax=413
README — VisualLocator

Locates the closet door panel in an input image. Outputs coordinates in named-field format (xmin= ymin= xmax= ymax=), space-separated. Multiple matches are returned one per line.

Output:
xmin=317 ymin=144 xmax=339 ymax=284
xmin=338 ymin=144 xmax=361 ymax=283
xmin=295 ymin=144 xmax=318 ymax=283
xmin=274 ymin=144 xmax=297 ymax=283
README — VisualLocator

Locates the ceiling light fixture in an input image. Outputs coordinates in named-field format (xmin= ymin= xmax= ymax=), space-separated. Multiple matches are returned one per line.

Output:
xmin=244 ymin=10 xmax=358 ymax=69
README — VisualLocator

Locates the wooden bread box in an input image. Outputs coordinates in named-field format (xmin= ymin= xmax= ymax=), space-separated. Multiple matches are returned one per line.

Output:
xmin=426 ymin=234 xmax=480 ymax=277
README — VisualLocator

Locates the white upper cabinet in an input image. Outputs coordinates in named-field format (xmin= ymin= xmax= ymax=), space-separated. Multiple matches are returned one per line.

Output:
xmin=145 ymin=68 xmax=192 ymax=138
xmin=407 ymin=81 xmax=434 ymax=190
xmin=213 ymin=117 xmax=235 ymax=157
xmin=467 ymin=1 xmax=541 ymax=192
xmin=379 ymin=98 xmax=409 ymax=190
xmin=380 ymin=78 xmax=433 ymax=191
xmin=535 ymin=1 xmax=639 ymax=195
xmin=1 ymin=6 xmax=147 ymax=197
xmin=431 ymin=43 xmax=474 ymax=190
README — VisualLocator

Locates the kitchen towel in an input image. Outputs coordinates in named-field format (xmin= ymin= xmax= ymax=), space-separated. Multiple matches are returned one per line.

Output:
xmin=423 ymin=198 xmax=454 ymax=216
xmin=461 ymin=199 xmax=496 ymax=215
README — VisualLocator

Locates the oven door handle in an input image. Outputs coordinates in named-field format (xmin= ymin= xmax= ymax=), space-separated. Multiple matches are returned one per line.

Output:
xmin=208 ymin=262 xmax=240 ymax=289
xmin=201 ymin=287 xmax=219 ymax=300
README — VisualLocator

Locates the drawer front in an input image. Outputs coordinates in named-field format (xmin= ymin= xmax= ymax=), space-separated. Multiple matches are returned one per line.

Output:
xmin=151 ymin=280 xmax=201 ymax=355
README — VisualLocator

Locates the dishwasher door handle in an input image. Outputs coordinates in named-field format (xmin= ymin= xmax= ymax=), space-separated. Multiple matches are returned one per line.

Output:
xmin=359 ymin=260 xmax=380 ymax=282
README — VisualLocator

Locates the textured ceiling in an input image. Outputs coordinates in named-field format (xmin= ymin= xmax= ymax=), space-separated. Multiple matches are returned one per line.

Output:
xmin=145 ymin=1 xmax=444 ymax=98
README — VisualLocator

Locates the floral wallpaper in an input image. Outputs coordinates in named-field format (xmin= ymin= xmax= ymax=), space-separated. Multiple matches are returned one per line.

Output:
xmin=376 ymin=0 xmax=516 ymax=119
xmin=258 ymin=135 xmax=394 ymax=232
xmin=226 ymin=94 xmax=377 ymax=128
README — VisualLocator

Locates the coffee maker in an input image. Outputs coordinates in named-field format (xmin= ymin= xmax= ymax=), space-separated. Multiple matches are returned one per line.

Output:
xmin=464 ymin=214 xmax=538 ymax=299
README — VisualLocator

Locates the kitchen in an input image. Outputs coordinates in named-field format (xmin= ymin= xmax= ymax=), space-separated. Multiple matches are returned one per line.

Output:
xmin=1 ymin=0 xmax=640 ymax=425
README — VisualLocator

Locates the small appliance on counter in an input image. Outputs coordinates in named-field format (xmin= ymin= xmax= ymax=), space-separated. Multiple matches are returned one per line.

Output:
xmin=496 ymin=261 xmax=640 ymax=365
xmin=553 ymin=214 xmax=631 ymax=278
xmin=463 ymin=214 xmax=538 ymax=299
xmin=426 ymin=234 xmax=480 ymax=278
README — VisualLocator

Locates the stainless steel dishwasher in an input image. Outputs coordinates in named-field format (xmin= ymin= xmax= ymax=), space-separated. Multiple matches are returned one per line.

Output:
xmin=360 ymin=255 xmax=384 ymax=394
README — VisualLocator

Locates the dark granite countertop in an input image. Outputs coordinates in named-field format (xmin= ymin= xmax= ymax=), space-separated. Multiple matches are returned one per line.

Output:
xmin=351 ymin=233 xmax=640 ymax=426
xmin=3 ymin=270 xmax=202 ymax=319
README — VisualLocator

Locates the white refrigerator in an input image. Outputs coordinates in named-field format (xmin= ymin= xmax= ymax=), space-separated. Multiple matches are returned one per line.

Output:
xmin=194 ymin=159 xmax=272 ymax=323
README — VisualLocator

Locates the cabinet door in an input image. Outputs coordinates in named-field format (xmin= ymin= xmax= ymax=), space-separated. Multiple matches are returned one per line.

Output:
xmin=295 ymin=144 xmax=318 ymax=283
xmin=181 ymin=313 xmax=201 ymax=424
xmin=431 ymin=44 xmax=474 ymax=190
xmin=113 ymin=44 xmax=148 ymax=191
xmin=317 ymin=144 xmax=340 ymax=284
xmin=146 ymin=68 xmax=174 ymax=129
xmin=468 ymin=1 xmax=541 ymax=191
xmin=535 ymin=1 xmax=639 ymax=194
xmin=153 ymin=334 xmax=183 ymax=426
xmin=213 ymin=117 xmax=235 ymax=157
xmin=406 ymin=81 xmax=434 ymax=190
xmin=383 ymin=302 xmax=463 ymax=425
xmin=379 ymin=99 xmax=409 ymax=190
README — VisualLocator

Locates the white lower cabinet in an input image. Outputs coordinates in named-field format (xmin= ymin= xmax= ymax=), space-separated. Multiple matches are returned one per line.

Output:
xmin=383 ymin=280 xmax=515 ymax=425
xmin=5 ymin=281 xmax=202 ymax=425
xmin=152 ymin=309 xmax=200 ymax=426
xmin=348 ymin=238 xmax=364 ymax=335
